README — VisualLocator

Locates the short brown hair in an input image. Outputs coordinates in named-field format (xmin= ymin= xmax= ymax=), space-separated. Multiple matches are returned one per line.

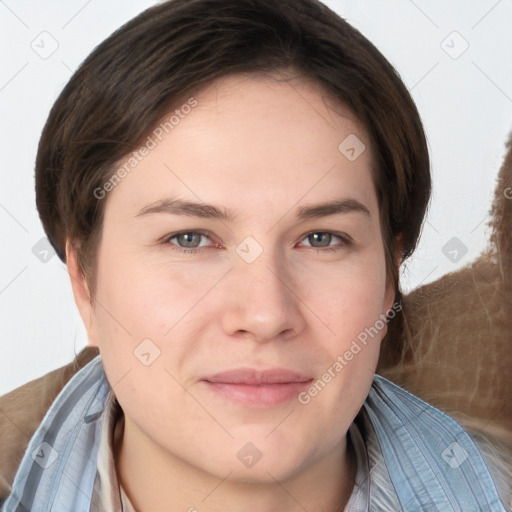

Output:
xmin=35 ymin=0 xmax=430 ymax=301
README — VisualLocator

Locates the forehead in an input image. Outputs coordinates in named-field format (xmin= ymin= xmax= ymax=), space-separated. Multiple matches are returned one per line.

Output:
xmin=104 ymin=73 xmax=377 ymax=223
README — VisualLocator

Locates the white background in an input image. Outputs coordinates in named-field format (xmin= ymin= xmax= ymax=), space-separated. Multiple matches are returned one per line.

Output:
xmin=1 ymin=0 xmax=511 ymax=395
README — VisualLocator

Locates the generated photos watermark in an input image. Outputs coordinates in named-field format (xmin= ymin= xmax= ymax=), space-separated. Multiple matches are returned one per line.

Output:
xmin=297 ymin=300 xmax=402 ymax=405
xmin=93 ymin=97 xmax=198 ymax=200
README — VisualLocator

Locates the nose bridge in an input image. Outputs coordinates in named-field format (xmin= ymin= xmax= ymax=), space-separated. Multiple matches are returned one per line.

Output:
xmin=235 ymin=234 xmax=287 ymax=288
xmin=246 ymin=257 xmax=288 ymax=303
xmin=220 ymin=238 xmax=305 ymax=341
xmin=236 ymin=242 xmax=292 ymax=311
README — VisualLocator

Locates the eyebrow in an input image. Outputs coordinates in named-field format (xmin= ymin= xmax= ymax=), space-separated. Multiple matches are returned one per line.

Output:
xmin=135 ymin=197 xmax=371 ymax=221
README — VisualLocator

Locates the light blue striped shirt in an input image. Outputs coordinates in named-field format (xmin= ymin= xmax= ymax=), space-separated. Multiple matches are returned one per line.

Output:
xmin=2 ymin=355 xmax=506 ymax=511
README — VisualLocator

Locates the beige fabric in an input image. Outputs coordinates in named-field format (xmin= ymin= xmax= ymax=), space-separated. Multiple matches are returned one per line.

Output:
xmin=0 ymin=346 xmax=99 ymax=500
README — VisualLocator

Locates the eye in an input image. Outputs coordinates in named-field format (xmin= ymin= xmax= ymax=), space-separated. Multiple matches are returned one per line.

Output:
xmin=298 ymin=232 xmax=352 ymax=252
xmin=163 ymin=230 xmax=352 ymax=255
xmin=164 ymin=231 xmax=217 ymax=253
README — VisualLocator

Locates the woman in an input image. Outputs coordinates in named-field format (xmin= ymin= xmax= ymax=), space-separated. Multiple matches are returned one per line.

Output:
xmin=1 ymin=0 xmax=507 ymax=510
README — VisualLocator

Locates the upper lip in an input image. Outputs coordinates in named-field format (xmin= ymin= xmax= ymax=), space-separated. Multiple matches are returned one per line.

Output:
xmin=202 ymin=368 xmax=313 ymax=385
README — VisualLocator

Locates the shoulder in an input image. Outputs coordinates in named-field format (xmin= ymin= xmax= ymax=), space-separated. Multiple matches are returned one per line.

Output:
xmin=362 ymin=375 xmax=510 ymax=510
xmin=0 ymin=346 xmax=99 ymax=501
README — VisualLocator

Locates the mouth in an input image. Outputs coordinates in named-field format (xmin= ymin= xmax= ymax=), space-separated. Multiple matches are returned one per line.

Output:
xmin=201 ymin=368 xmax=314 ymax=407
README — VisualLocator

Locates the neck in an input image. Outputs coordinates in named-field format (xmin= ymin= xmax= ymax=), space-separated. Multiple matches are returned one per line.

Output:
xmin=114 ymin=412 xmax=357 ymax=512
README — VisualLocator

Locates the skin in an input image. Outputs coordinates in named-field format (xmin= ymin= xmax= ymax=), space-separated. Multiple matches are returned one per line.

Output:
xmin=67 ymin=73 xmax=399 ymax=512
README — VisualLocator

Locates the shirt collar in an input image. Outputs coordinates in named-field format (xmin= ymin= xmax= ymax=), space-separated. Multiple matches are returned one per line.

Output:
xmin=93 ymin=391 xmax=137 ymax=512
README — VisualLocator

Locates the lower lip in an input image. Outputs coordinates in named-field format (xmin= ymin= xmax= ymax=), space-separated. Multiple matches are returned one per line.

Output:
xmin=202 ymin=380 xmax=313 ymax=407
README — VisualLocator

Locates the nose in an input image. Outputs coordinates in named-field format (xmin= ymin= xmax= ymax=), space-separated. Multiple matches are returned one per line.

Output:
xmin=220 ymin=249 xmax=307 ymax=343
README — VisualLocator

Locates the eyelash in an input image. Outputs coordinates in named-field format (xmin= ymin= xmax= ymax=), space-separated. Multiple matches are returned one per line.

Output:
xmin=162 ymin=230 xmax=352 ymax=254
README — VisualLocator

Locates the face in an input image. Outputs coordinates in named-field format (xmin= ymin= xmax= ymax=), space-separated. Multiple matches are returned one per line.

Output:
xmin=70 ymin=73 xmax=396 ymax=485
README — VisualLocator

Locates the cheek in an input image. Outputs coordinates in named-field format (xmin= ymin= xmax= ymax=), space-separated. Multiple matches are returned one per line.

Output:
xmin=90 ymin=261 xmax=203 ymax=423
xmin=297 ymin=266 xmax=387 ymax=430
xmin=299 ymin=253 xmax=388 ymax=335
xmin=91 ymin=254 xmax=219 ymax=386
xmin=95 ymin=252 xmax=203 ymax=332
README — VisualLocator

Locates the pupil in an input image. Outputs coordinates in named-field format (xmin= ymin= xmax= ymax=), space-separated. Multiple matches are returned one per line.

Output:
xmin=180 ymin=233 xmax=199 ymax=247
xmin=311 ymin=233 xmax=330 ymax=247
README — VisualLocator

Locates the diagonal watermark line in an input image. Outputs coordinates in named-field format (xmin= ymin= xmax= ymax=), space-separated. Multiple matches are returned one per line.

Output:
xmin=471 ymin=0 xmax=503 ymax=30
xmin=265 ymin=265 xmax=336 ymax=335
xmin=0 ymin=407 xmax=31 ymax=440
xmin=460 ymin=398 xmax=512 ymax=452
xmin=0 ymin=266 xmax=28 ymax=296
xmin=425 ymin=219 xmax=439 ymax=234
xmin=61 ymin=468 xmax=99 ymax=508
xmin=108 ymin=367 xmax=132 ymax=391
xmin=406 ymin=0 xmax=439 ymax=29
xmin=275 ymin=69 xmax=339 ymax=131
xmin=265 ymin=409 xmax=294 ymax=438
xmin=0 ymin=62 xmax=29 ymax=92
xmin=266 ymin=163 xmax=337 ymax=233
xmin=61 ymin=60 xmax=94 ymax=100
xmin=164 ymin=368 xmax=234 ymax=438
xmin=471 ymin=263 xmax=512 ymax=307
xmin=164 ymin=268 xmax=233 ymax=337
xmin=0 ymin=0 xmax=29 ymax=28
xmin=200 ymin=470 xmax=233 ymax=502
xmin=265 ymin=470 xmax=309 ymax=511
xmin=61 ymin=0 xmax=93 ymax=29
xmin=0 ymin=203 xmax=29 ymax=233
xmin=61 ymin=60 xmax=75 ymax=73
xmin=59 ymin=265 xmax=132 ymax=336
xmin=415 ymin=265 xmax=439 ymax=288
xmin=410 ymin=62 xmax=439 ymax=91
xmin=354 ymin=449 xmax=380 ymax=499
xmin=472 ymin=61 xmax=512 ymax=104
xmin=470 ymin=214 xmax=489 ymax=234
xmin=93 ymin=300 xmax=132 ymax=335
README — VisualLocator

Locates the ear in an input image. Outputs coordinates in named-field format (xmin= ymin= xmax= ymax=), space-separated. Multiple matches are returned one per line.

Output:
xmin=65 ymin=239 xmax=99 ymax=348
